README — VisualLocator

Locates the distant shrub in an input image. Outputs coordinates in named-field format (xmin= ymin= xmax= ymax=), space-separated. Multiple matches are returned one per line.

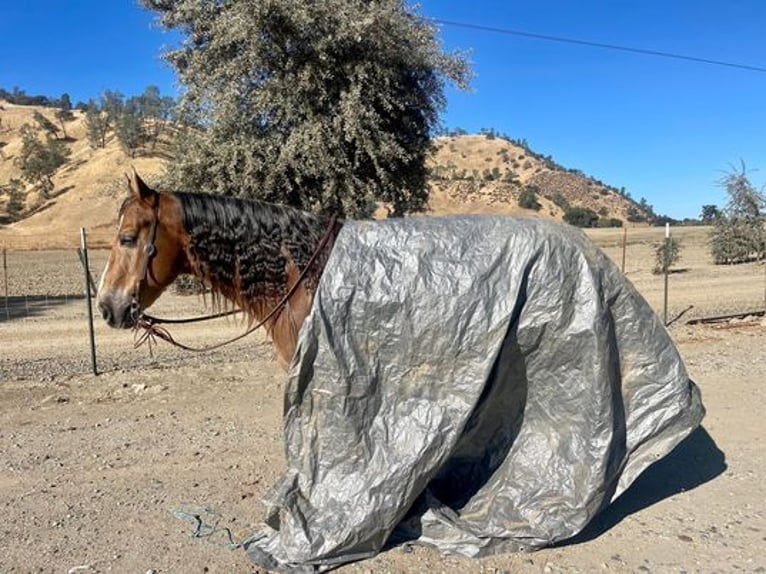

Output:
xmin=598 ymin=217 xmax=623 ymax=228
xmin=551 ymin=192 xmax=570 ymax=211
xmin=626 ymin=205 xmax=647 ymax=223
xmin=653 ymin=237 xmax=682 ymax=274
xmin=518 ymin=186 xmax=541 ymax=210
xmin=564 ymin=207 xmax=599 ymax=228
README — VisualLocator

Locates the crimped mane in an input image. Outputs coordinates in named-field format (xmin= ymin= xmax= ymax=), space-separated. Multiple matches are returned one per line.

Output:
xmin=174 ymin=192 xmax=334 ymax=319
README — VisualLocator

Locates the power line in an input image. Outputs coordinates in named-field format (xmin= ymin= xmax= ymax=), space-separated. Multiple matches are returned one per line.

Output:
xmin=431 ymin=18 xmax=766 ymax=73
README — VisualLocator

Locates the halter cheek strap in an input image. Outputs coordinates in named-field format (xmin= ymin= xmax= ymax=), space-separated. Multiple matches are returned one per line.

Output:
xmin=130 ymin=196 xmax=161 ymax=321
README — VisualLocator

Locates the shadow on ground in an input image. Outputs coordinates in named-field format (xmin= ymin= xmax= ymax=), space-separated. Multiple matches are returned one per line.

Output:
xmin=562 ymin=425 xmax=726 ymax=546
xmin=0 ymin=294 xmax=86 ymax=322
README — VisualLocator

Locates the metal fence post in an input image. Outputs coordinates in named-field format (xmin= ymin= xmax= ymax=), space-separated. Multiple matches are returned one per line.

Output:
xmin=663 ymin=223 xmax=670 ymax=326
xmin=2 ymin=247 xmax=8 ymax=320
xmin=80 ymin=228 xmax=98 ymax=375
xmin=621 ymin=226 xmax=627 ymax=274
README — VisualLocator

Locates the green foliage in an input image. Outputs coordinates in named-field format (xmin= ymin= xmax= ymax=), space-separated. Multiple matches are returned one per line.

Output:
xmin=142 ymin=0 xmax=470 ymax=218
xmin=550 ymin=192 xmax=570 ymax=212
xmin=59 ymin=93 xmax=72 ymax=111
xmin=14 ymin=124 xmax=70 ymax=197
xmin=598 ymin=217 xmax=623 ymax=228
xmin=653 ymin=237 xmax=682 ymax=274
xmin=710 ymin=163 xmax=766 ymax=264
xmin=85 ymin=100 xmax=109 ymax=149
xmin=1 ymin=178 xmax=26 ymax=219
xmin=32 ymin=111 xmax=60 ymax=139
xmin=114 ymin=105 xmax=145 ymax=157
xmin=564 ymin=206 xmax=599 ymax=228
xmin=0 ymin=86 xmax=54 ymax=107
xmin=700 ymin=204 xmax=721 ymax=223
xmin=626 ymin=205 xmax=646 ymax=223
xmin=518 ymin=186 xmax=541 ymax=210
xmin=55 ymin=108 xmax=75 ymax=139
xmin=83 ymin=87 xmax=175 ymax=153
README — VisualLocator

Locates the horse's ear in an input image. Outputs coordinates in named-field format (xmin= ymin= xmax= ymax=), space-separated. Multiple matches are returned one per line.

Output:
xmin=128 ymin=169 xmax=155 ymax=202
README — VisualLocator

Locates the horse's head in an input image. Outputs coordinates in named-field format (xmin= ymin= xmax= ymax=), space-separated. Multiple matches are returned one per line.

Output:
xmin=97 ymin=171 xmax=189 ymax=328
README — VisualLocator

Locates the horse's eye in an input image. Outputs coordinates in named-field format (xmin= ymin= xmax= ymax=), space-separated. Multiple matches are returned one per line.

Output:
xmin=119 ymin=235 xmax=137 ymax=247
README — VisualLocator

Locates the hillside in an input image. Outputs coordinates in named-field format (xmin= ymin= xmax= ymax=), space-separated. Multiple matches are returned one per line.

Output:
xmin=428 ymin=134 xmax=647 ymax=222
xmin=0 ymin=102 xmax=166 ymax=248
xmin=0 ymin=102 xmax=649 ymax=249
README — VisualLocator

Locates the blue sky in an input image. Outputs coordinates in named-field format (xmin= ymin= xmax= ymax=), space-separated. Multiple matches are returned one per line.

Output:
xmin=2 ymin=1 xmax=764 ymax=219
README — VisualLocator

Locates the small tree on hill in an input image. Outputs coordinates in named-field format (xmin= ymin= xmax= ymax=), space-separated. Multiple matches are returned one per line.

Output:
xmin=1 ymin=178 xmax=26 ymax=219
xmin=564 ymin=206 xmax=599 ymax=228
xmin=85 ymin=100 xmax=109 ymax=149
xmin=32 ymin=111 xmax=60 ymax=139
xmin=710 ymin=163 xmax=766 ymax=264
xmin=114 ymin=99 xmax=146 ymax=157
xmin=518 ymin=185 xmax=541 ymax=210
xmin=14 ymin=124 xmax=70 ymax=197
xmin=55 ymin=107 xmax=75 ymax=139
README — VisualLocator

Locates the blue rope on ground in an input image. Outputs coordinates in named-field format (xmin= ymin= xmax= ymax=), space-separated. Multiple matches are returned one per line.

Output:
xmin=172 ymin=505 xmax=265 ymax=550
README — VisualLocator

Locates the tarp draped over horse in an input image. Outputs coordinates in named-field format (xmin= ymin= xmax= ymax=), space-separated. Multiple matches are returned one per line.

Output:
xmin=244 ymin=216 xmax=704 ymax=571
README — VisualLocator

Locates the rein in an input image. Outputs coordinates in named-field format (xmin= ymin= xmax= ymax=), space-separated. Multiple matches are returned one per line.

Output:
xmin=133 ymin=212 xmax=338 ymax=354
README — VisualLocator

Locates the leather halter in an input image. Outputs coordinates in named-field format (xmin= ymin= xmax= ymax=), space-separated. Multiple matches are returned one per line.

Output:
xmin=130 ymin=195 xmax=160 ymax=323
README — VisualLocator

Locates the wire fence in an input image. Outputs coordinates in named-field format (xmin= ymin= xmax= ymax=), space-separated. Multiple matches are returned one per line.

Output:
xmin=1 ymin=226 xmax=765 ymax=324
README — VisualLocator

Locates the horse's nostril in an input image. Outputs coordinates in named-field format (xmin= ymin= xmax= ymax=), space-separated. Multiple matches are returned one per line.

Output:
xmin=98 ymin=301 xmax=114 ymax=325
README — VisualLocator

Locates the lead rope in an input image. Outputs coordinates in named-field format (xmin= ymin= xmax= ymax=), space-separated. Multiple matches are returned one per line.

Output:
xmin=133 ymin=215 xmax=338 ymax=354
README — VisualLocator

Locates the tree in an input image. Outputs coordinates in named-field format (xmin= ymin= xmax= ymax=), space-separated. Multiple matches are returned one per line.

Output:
xmin=653 ymin=237 xmax=682 ymax=274
xmin=114 ymin=102 xmax=145 ymax=157
xmin=14 ymin=124 xmax=70 ymax=197
xmin=85 ymin=99 xmax=109 ymax=149
xmin=1 ymin=178 xmax=25 ymax=219
xmin=710 ymin=163 xmax=765 ymax=264
xmin=59 ymin=93 xmax=72 ymax=111
xmin=100 ymin=90 xmax=125 ymax=126
xmin=32 ymin=111 xmax=60 ymax=139
xmin=55 ymin=107 xmax=75 ymax=139
xmin=141 ymin=0 xmax=470 ymax=218
xmin=135 ymin=85 xmax=175 ymax=148
xmin=564 ymin=206 xmax=599 ymax=228
xmin=518 ymin=186 xmax=541 ymax=210
xmin=700 ymin=204 xmax=721 ymax=224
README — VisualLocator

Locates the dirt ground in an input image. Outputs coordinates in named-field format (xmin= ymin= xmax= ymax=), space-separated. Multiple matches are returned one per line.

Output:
xmin=1 ymin=247 xmax=765 ymax=573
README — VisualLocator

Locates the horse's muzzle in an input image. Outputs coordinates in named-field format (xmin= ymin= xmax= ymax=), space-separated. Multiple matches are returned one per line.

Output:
xmin=97 ymin=296 xmax=136 ymax=329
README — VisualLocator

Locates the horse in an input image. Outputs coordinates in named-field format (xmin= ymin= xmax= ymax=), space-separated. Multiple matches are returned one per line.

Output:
xmin=96 ymin=171 xmax=341 ymax=369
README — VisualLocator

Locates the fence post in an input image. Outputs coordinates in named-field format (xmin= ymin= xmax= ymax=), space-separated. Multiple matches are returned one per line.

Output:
xmin=2 ymin=247 xmax=8 ymax=320
xmin=621 ymin=226 xmax=627 ymax=273
xmin=663 ymin=223 xmax=670 ymax=326
xmin=80 ymin=228 xmax=98 ymax=375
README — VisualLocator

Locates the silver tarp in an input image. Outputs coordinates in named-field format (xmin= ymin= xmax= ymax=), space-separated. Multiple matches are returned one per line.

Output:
xmin=245 ymin=216 xmax=704 ymax=571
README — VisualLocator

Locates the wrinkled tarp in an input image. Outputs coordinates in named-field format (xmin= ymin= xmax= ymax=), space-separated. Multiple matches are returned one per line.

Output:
xmin=245 ymin=216 xmax=704 ymax=572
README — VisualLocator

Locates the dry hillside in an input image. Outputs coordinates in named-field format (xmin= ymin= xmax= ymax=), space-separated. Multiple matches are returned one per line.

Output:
xmin=428 ymin=134 xmax=647 ymax=221
xmin=1 ymin=103 xmax=649 ymax=250
xmin=0 ymin=102 xmax=165 ymax=249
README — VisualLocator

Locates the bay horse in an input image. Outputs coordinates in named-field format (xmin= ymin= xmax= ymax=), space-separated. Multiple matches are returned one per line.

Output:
xmin=96 ymin=171 xmax=341 ymax=369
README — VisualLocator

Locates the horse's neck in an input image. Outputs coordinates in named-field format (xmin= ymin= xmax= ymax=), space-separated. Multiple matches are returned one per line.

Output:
xmin=178 ymin=193 xmax=333 ymax=368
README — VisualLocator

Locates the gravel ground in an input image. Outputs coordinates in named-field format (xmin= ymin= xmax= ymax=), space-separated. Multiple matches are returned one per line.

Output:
xmin=0 ymin=250 xmax=764 ymax=574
